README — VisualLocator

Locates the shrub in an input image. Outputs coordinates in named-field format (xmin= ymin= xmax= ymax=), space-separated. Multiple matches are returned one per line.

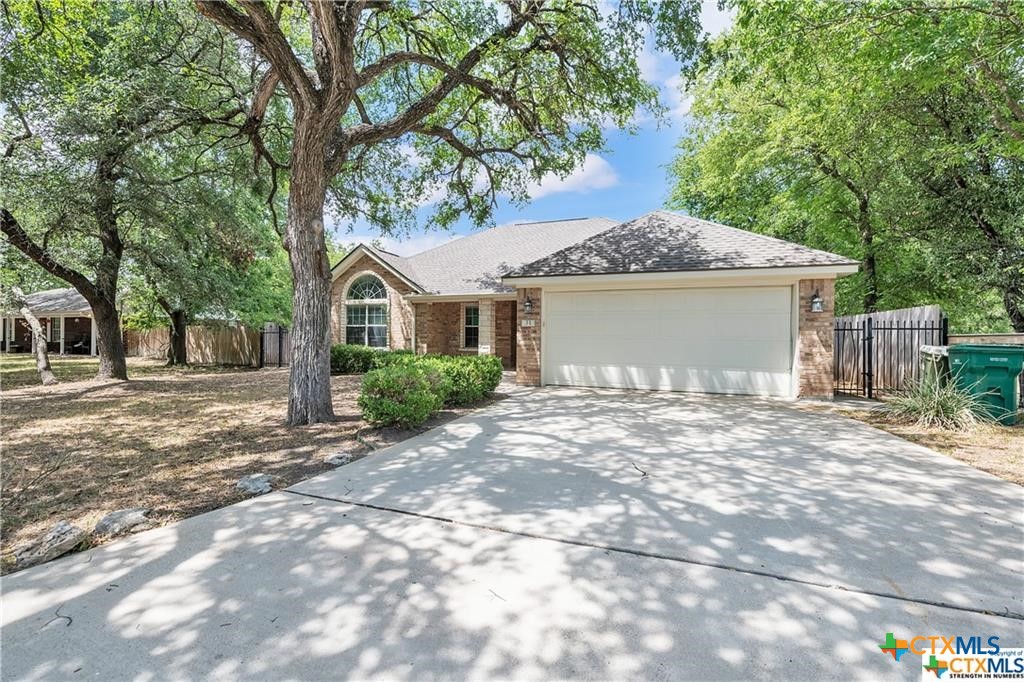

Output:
xmin=414 ymin=354 xmax=503 ymax=406
xmin=371 ymin=348 xmax=414 ymax=368
xmin=330 ymin=345 xmax=415 ymax=374
xmin=358 ymin=365 xmax=444 ymax=427
xmin=354 ymin=353 xmax=504 ymax=426
xmin=330 ymin=344 xmax=377 ymax=374
xmin=887 ymin=376 xmax=991 ymax=430
xmin=452 ymin=355 xmax=503 ymax=404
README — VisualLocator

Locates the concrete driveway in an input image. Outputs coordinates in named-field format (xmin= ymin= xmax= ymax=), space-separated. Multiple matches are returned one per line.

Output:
xmin=3 ymin=388 xmax=1022 ymax=680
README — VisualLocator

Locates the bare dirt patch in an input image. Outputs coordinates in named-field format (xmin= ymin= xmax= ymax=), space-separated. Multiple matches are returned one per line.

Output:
xmin=1 ymin=355 xmax=507 ymax=568
xmin=849 ymin=413 xmax=1023 ymax=485
xmin=798 ymin=396 xmax=1024 ymax=486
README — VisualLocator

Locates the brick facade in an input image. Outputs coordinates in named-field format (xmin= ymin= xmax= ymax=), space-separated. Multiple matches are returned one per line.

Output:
xmin=796 ymin=278 xmax=835 ymax=399
xmin=495 ymin=300 xmax=516 ymax=369
xmin=333 ymin=260 xmax=834 ymax=397
xmin=330 ymin=255 xmax=415 ymax=350
xmin=413 ymin=300 xmax=517 ymax=361
xmin=516 ymin=287 xmax=542 ymax=386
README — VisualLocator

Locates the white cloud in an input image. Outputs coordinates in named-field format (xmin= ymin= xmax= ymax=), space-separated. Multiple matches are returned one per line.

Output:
xmin=700 ymin=0 xmax=735 ymax=37
xmin=527 ymin=154 xmax=619 ymax=199
xmin=630 ymin=2 xmax=734 ymax=129
xmin=636 ymin=42 xmax=665 ymax=83
xmin=663 ymin=74 xmax=693 ymax=123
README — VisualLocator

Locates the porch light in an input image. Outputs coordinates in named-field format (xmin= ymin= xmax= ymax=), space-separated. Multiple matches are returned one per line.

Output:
xmin=810 ymin=290 xmax=824 ymax=313
xmin=523 ymin=296 xmax=535 ymax=315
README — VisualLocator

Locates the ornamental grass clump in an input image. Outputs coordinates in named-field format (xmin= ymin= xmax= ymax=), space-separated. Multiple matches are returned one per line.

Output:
xmin=887 ymin=376 xmax=991 ymax=431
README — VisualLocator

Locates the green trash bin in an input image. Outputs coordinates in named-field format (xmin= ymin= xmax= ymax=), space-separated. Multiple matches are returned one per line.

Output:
xmin=947 ymin=344 xmax=1024 ymax=425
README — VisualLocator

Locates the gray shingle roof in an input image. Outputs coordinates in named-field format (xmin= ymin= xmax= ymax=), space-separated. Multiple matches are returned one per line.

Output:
xmin=359 ymin=246 xmax=423 ymax=290
xmin=393 ymin=217 xmax=617 ymax=295
xmin=5 ymin=288 xmax=91 ymax=315
xmin=507 ymin=211 xmax=857 ymax=278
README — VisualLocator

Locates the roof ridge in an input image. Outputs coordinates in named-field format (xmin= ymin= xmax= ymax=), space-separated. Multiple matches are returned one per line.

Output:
xmin=503 ymin=217 xmax=628 ymax=277
xmin=405 ymin=217 xmax=614 ymax=262
xmin=397 ymin=231 xmax=461 ymax=260
xmin=661 ymin=210 xmax=855 ymax=259
xmin=512 ymin=216 xmax=609 ymax=226
xmin=507 ymin=209 xmax=858 ymax=279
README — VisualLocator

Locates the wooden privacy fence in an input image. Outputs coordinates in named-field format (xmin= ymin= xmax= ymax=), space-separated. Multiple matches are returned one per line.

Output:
xmin=259 ymin=323 xmax=291 ymax=368
xmin=124 ymin=325 xmax=260 ymax=367
xmin=834 ymin=306 xmax=948 ymax=397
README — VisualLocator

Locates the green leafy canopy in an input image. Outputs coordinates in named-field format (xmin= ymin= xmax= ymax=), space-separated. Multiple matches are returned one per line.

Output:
xmin=670 ymin=1 xmax=1024 ymax=331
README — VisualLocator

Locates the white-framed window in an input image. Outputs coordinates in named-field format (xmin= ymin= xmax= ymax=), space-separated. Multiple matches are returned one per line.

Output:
xmin=49 ymin=318 xmax=62 ymax=343
xmin=346 ymin=275 xmax=388 ymax=347
xmin=464 ymin=305 xmax=479 ymax=348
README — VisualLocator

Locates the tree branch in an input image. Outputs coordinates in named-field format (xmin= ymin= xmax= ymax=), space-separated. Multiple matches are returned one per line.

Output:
xmin=974 ymin=57 xmax=1024 ymax=125
xmin=341 ymin=6 xmax=536 ymax=149
xmin=3 ymin=102 xmax=32 ymax=158
xmin=196 ymin=0 xmax=318 ymax=109
xmin=1 ymin=208 xmax=98 ymax=299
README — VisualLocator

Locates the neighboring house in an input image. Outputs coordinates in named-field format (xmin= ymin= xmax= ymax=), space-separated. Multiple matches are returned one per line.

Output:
xmin=331 ymin=210 xmax=858 ymax=398
xmin=2 ymin=288 xmax=97 ymax=356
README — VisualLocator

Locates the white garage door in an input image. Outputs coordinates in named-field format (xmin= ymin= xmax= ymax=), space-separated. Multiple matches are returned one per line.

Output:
xmin=544 ymin=286 xmax=793 ymax=396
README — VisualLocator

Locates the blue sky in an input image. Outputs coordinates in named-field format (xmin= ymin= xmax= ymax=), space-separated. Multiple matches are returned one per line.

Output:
xmin=336 ymin=2 xmax=733 ymax=257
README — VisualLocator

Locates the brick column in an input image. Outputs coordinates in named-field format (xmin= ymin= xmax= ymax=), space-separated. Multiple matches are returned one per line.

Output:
xmin=478 ymin=299 xmax=495 ymax=355
xmin=516 ymin=287 xmax=541 ymax=386
xmin=413 ymin=302 xmax=430 ymax=354
xmin=797 ymin=278 xmax=835 ymax=399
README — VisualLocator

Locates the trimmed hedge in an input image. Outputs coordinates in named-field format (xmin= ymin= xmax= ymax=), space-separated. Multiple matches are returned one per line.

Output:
xmin=358 ymin=365 xmax=443 ymax=428
xmin=356 ymin=353 xmax=504 ymax=426
xmin=330 ymin=345 xmax=412 ymax=374
xmin=430 ymin=355 xmax=503 ymax=406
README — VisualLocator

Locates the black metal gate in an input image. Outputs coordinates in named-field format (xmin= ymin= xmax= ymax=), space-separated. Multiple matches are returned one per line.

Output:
xmin=259 ymin=324 xmax=291 ymax=368
xmin=834 ymin=316 xmax=948 ymax=398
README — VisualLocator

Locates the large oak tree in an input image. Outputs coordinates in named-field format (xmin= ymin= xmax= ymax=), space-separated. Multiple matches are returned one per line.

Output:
xmin=670 ymin=1 xmax=1023 ymax=330
xmin=1 ymin=0 xmax=272 ymax=378
xmin=194 ymin=0 xmax=704 ymax=425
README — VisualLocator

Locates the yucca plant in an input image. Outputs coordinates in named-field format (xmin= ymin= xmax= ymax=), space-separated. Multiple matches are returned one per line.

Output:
xmin=887 ymin=375 xmax=993 ymax=431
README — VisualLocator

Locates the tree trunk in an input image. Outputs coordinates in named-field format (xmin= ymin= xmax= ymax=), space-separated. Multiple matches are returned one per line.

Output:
xmin=1002 ymin=278 xmax=1024 ymax=333
xmin=12 ymin=287 xmax=58 ymax=386
xmin=159 ymin=298 xmax=188 ymax=366
xmin=284 ymin=122 xmax=335 ymax=426
xmin=168 ymin=310 xmax=188 ymax=365
xmin=91 ymin=296 xmax=128 ymax=380
xmin=857 ymin=196 xmax=879 ymax=313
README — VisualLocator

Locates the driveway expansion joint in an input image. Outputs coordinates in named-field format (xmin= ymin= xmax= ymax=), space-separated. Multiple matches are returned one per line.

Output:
xmin=282 ymin=489 xmax=1024 ymax=623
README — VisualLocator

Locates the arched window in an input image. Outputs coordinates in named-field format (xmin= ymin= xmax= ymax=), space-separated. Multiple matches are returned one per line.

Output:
xmin=347 ymin=275 xmax=387 ymax=301
xmin=345 ymin=275 xmax=388 ymax=347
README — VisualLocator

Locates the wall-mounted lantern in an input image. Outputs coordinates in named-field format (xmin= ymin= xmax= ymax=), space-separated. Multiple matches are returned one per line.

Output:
xmin=810 ymin=290 xmax=824 ymax=313
xmin=523 ymin=296 xmax=535 ymax=315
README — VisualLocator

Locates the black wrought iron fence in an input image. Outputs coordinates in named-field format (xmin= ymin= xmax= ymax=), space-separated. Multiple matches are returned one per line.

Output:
xmin=834 ymin=316 xmax=948 ymax=398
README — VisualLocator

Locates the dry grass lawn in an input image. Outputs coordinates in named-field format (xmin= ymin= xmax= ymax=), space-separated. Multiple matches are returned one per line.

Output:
xmin=1 ymin=354 xmax=504 ymax=566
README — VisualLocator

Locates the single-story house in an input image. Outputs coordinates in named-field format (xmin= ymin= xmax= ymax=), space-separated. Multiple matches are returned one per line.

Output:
xmin=2 ymin=288 xmax=97 ymax=356
xmin=330 ymin=210 xmax=858 ymax=398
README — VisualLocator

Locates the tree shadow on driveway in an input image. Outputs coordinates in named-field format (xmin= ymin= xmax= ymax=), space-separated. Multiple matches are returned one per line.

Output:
xmin=291 ymin=387 xmax=1024 ymax=618
xmin=3 ymin=491 xmax=1021 ymax=680
xmin=3 ymin=387 xmax=1023 ymax=680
